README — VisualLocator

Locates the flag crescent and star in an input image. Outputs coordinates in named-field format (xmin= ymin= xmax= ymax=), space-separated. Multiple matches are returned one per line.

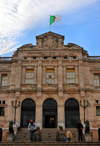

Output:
xmin=50 ymin=15 xmax=61 ymax=25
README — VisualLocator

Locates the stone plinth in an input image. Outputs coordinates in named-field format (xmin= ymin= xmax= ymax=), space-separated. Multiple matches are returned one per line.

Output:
xmin=84 ymin=133 xmax=92 ymax=142
xmin=6 ymin=133 xmax=14 ymax=142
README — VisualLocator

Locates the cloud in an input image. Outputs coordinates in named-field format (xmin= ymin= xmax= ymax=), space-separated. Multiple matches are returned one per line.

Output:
xmin=0 ymin=0 xmax=99 ymax=55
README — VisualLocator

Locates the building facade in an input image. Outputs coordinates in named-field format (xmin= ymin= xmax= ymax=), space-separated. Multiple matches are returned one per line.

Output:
xmin=0 ymin=31 xmax=100 ymax=141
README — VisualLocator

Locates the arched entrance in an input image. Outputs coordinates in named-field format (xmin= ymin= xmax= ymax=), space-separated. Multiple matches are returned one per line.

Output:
xmin=43 ymin=98 xmax=57 ymax=128
xmin=21 ymin=98 xmax=36 ymax=128
xmin=65 ymin=98 xmax=79 ymax=128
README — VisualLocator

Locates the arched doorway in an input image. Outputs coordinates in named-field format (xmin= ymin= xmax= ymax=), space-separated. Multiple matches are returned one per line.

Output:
xmin=21 ymin=98 xmax=36 ymax=128
xmin=65 ymin=98 xmax=79 ymax=128
xmin=43 ymin=98 xmax=57 ymax=128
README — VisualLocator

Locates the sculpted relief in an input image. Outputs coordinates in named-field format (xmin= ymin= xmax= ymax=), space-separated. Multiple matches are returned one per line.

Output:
xmin=36 ymin=32 xmax=64 ymax=49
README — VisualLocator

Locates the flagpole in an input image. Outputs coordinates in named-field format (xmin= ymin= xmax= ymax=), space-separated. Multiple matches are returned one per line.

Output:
xmin=49 ymin=15 xmax=51 ymax=31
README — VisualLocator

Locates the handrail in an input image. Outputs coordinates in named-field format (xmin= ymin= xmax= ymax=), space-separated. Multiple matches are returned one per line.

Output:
xmin=0 ymin=57 xmax=12 ymax=60
xmin=88 ymin=56 xmax=100 ymax=59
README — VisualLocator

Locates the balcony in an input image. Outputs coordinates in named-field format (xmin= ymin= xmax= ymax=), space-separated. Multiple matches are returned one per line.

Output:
xmin=21 ymin=84 xmax=36 ymax=91
xmin=42 ymin=84 xmax=58 ymax=92
xmin=64 ymin=84 xmax=79 ymax=91
xmin=88 ymin=56 xmax=100 ymax=59
xmin=0 ymin=57 xmax=12 ymax=60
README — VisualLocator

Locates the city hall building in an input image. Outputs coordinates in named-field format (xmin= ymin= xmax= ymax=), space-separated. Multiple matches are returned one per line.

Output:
xmin=0 ymin=31 xmax=100 ymax=141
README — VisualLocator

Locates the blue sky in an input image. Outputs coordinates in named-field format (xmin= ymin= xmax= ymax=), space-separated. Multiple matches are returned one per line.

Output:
xmin=0 ymin=0 xmax=100 ymax=57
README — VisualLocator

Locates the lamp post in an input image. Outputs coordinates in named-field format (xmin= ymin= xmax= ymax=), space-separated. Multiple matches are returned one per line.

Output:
xmin=12 ymin=100 xmax=20 ymax=124
xmin=80 ymin=100 xmax=91 ymax=123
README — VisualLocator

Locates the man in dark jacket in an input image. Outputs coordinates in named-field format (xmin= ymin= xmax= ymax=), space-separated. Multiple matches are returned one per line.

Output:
xmin=77 ymin=120 xmax=83 ymax=142
xmin=28 ymin=119 xmax=37 ymax=141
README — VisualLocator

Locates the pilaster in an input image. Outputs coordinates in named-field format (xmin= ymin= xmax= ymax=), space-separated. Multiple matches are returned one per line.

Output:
xmin=54 ymin=66 xmax=57 ymax=84
xmin=43 ymin=66 xmax=46 ymax=84
xmin=35 ymin=105 xmax=42 ymax=129
xmin=22 ymin=66 xmax=26 ymax=84
xmin=58 ymin=104 xmax=65 ymax=129
xmin=16 ymin=60 xmax=21 ymax=89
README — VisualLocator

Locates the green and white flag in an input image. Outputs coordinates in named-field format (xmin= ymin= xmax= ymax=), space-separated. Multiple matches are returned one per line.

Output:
xmin=50 ymin=15 xmax=61 ymax=25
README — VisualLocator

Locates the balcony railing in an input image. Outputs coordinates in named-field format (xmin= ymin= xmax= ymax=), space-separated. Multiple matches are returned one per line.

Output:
xmin=88 ymin=56 xmax=100 ymax=59
xmin=21 ymin=84 xmax=36 ymax=91
xmin=64 ymin=84 xmax=79 ymax=90
xmin=0 ymin=57 xmax=12 ymax=60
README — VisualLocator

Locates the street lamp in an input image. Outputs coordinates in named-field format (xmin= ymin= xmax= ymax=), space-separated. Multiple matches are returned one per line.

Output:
xmin=12 ymin=100 xmax=20 ymax=124
xmin=80 ymin=100 xmax=91 ymax=123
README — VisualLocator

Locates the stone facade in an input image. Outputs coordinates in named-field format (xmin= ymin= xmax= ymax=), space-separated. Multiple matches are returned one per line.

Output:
xmin=0 ymin=31 xmax=100 ymax=141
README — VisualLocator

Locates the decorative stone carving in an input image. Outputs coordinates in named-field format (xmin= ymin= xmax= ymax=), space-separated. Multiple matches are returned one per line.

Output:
xmin=36 ymin=31 xmax=64 ymax=49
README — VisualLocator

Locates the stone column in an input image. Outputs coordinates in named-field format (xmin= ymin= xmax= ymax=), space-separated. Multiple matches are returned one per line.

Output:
xmin=37 ymin=60 xmax=42 ymax=97
xmin=75 ymin=66 xmax=78 ymax=84
xmin=58 ymin=60 xmax=62 ymax=89
xmin=16 ymin=60 xmax=21 ymax=89
xmin=58 ymin=104 xmax=65 ymax=129
xmin=79 ymin=61 xmax=84 ymax=89
xmin=43 ymin=66 xmax=46 ymax=84
xmin=16 ymin=103 xmax=21 ymax=127
xmin=22 ymin=66 xmax=26 ymax=84
xmin=34 ymin=66 xmax=37 ymax=84
xmin=64 ymin=66 xmax=66 ymax=84
xmin=37 ymin=60 xmax=42 ymax=88
xmin=54 ymin=66 xmax=57 ymax=84
xmin=35 ymin=105 xmax=42 ymax=129
xmin=86 ymin=66 xmax=90 ymax=85
xmin=0 ymin=74 xmax=1 ymax=86
xmin=10 ymin=63 xmax=16 ymax=89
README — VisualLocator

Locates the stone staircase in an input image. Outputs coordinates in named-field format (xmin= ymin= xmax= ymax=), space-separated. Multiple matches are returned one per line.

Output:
xmin=1 ymin=142 xmax=100 ymax=146
xmin=14 ymin=128 xmax=41 ymax=142
xmin=14 ymin=128 xmax=78 ymax=142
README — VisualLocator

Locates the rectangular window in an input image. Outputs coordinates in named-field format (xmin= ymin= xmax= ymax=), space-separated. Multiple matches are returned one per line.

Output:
xmin=94 ymin=74 xmax=100 ymax=86
xmin=66 ymin=69 xmax=75 ymax=84
xmin=46 ymin=69 xmax=54 ymax=84
xmin=0 ymin=107 xmax=5 ymax=116
xmin=1 ymin=74 xmax=7 ymax=86
xmin=96 ymin=106 xmax=100 ymax=116
xmin=25 ymin=69 xmax=34 ymax=84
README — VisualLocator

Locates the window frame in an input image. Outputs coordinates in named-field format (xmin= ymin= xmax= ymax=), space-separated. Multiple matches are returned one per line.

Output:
xmin=46 ymin=69 xmax=54 ymax=84
xmin=96 ymin=106 xmax=100 ymax=116
xmin=25 ymin=69 xmax=34 ymax=84
xmin=1 ymin=74 xmax=8 ymax=86
xmin=66 ymin=69 xmax=75 ymax=84
xmin=93 ymin=73 xmax=100 ymax=86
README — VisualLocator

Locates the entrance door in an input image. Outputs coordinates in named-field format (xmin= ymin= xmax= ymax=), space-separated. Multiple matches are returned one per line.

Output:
xmin=43 ymin=98 xmax=57 ymax=128
xmin=65 ymin=98 xmax=79 ymax=128
xmin=21 ymin=99 xmax=36 ymax=128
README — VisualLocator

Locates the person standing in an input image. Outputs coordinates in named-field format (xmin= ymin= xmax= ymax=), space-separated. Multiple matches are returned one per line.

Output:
xmin=66 ymin=130 xmax=72 ymax=142
xmin=28 ymin=119 xmax=37 ymax=141
xmin=77 ymin=120 xmax=83 ymax=142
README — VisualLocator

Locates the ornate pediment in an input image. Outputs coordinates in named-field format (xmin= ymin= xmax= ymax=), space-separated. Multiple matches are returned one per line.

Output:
xmin=36 ymin=31 xmax=64 ymax=49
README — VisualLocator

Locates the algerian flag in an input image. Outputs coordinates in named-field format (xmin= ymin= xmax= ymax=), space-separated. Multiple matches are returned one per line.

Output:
xmin=50 ymin=15 xmax=61 ymax=25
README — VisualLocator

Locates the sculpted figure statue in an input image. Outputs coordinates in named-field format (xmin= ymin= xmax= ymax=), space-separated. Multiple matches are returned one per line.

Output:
xmin=85 ymin=120 xmax=90 ymax=134
xmin=9 ymin=121 xmax=14 ymax=134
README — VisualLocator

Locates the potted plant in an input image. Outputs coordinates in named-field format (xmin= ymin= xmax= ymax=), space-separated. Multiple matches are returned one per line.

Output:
xmin=36 ymin=126 xmax=40 ymax=131
xmin=17 ymin=126 xmax=21 ymax=131
xmin=59 ymin=125 xmax=63 ymax=131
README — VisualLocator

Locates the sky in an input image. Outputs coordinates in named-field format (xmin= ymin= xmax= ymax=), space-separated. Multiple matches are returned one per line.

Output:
xmin=0 ymin=0 xmax=100 ymax=57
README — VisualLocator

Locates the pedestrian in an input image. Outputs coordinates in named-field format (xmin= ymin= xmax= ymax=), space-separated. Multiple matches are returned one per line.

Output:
xmin=66 ymin=129 xmax=72 ymax=142
xmin=77 ymin=120 xmax=83 ymax=142
xmin=28 ymin=119 xmax=37 ymax=141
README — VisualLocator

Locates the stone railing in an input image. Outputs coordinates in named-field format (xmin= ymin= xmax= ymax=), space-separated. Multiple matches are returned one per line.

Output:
xmin=21 ymin=84 xmax=36 ymax=91
xmin=94 ymin=86 xmax=100 ymax=90
xmin=42 ymin=84 xmax=58 ymax=91
xmin=64 ymin=84 xmax=79 ymax=91
xmin=88 ymin=56 xmax=100 ymax=59
xmin=0 ymin=57 xmax=12 ymax=60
